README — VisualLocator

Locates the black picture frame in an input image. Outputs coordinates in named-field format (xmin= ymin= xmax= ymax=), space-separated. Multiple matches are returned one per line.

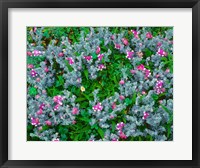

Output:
xmin=0 ymin=0 xmax=200 ymax=167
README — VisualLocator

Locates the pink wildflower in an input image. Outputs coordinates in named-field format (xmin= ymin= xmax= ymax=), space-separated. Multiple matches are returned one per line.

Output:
xmin=131 ymin=30 xmax=139 ymax=39
xmin=119 ymin=80 xmax=125 ymax=85
xmin=44 ymin=67 xmax=49 ymax=73
xmin=33 ymin=50 xmax=41 ymax=56
xmin=53 ymin=95 xmax=63 ymax=105
xmin=126 ymin=50 xmax=134 ymax=60
xmin=112 ymin=102 xmax=116 ymax=110
xmin=122 ymin=38 xmax=129 ymax=45
xmin=27 ymin=51 xmax=32 ymax=56
xmin=157 ymin=48 xmax=167 ymax=57
xmin=54 ymin=104 xmax=60 ymax=111
xmin=144 ymin=69 xmax=151 ymax=79
xmin=72 ymin=107 xmax=79 ymax=115
xmin=130 ymin=69 xmax=136 ymax=74
xmin=155 ymin=80 xmax=165 ymax=94
xmin=142 ymin=112 xmax=149 ymax=120
xmin=36 ymin=109 xmax=43 ymax=115
xmin=157 ymin=42 xmax=162 ymax=47
xmin=119 ymin=95 xmax=125 ymax=100
xmin=30 ymin=69 xmax=37 ymax=77
xmin=116 ymin=122 xmax=125 ymax=130
xmin=98 ymin=54 xmax=104 ymax=61
xmin=165 ymin=68 xmax=170 ymax=73
xmin=112 ymin=138 xmax=119 ymax=141
xmin=33 ymin=27 xmax=37 ymax=32
xmin=96 ymin=46 xmax=101 ymax=54
xmin=98 ymin=64 xmax=106 ymax=71
xmin=146 ymin=32 xmax=153 ymax=39
xmin=115 ymin=43 xmax=121 ymax=49
xmin=119 ymin=131 xmax=127 ymax=139
xmin=28 ymin=64 xmax=34 ymax=69
xmin=45 ymin=120 xmax=52 ymax=126
xmin=66 ymin=57 xmax=74 ymax=65
xmin=58 ymin=52 xmax=64 ymax=57
xmin=39 ymin=103 xmax=45 ymax=110
xmin=72 ymin=120 xmax=77 ymax=124
xmin=142 ymin=91 xmax=146 ymax=95
xmin=137 ymin=64 xmax=145 ymax=71
xmin=84 ymin=56 xmax=92 ymax=62
xmin=110 ymin=35 xmax=115 ymax=40
xmin=93 ymin=102 xmax=103 ymax=112
xmin=31 ymin=117 xmax=40 ymax=126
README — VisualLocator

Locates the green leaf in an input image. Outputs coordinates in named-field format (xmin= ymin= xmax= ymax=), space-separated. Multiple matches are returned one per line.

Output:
xmin=125 ymin=98 xmax=132 ymax=106
xmin=29 ymin=87 xmax=37 ymax=96
xmin=160 ymin=104 xmax=171 ymax=114
xmin=97 ymin=128 xmax=104 ymax=139
xmin=84 ymin=69 xmax=89 ymax=80
xmin=92 ymin=53 xmax=97 ymax=60
xmin=111 ymin=121 xmax=116 ymax=132
xmin=65 ymin=60 xmax=73 ymax=72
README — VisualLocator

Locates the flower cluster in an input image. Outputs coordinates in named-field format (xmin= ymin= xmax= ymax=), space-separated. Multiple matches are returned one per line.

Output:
xmin=27 ymin=26 xmax=173 ymax=141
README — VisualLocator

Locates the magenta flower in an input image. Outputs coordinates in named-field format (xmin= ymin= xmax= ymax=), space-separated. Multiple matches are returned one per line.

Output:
xmin=115 ymin=43 xmax=121 ymax=49
xmin=33 ymin=50 xmax=41 ymax=56
xmin=72 ymin=120 xmax=77 ymax=124
xmin=142 ymin=112 xmax=149 ymax=120
xmin=142 ymin=91 xmax=146 ymax=95
xmin=45 ymin=120 xmax=52 ymax=126
xmin=119 ymin=95 xmax=125 ymax=100
xmin=58 ymin=52 xmax=64 ymax=57
xmin=92 ymin=102 xmax=103 ymax=112
xmin=165 ymin=68 xmax=170 ymax=73
xmin=33 ymin=27 xmax=37 ymax=33
xmin=146 ymin=32 xmax=153 ymax=39
xmin=130 ymin=69 xmax=136 ymax=74
xmin=39 ymin=103 xmax=45 ymax=110
xmin=155 ymin=80 xmax=165 ymax=94
xmin=84 ymin=56 xmax=92 ymax=62
xmin=110 ymin=35 xmax=115 ymax=40
xmin=36 ymin=109 xmax=43 ymax=115
xmin=157 ymin=42 xmax=162 ymax=47
xmin=44 ymin=67 xmax=49 ymax=73
xmin=111 ymin=102 xmax=116 ymax=110
xmin=131 ymin=30 xmax=139 ymax=39
xmin=31 ymin=117 xmax=40 ymax=126
xmin=144 ymin=69 xmax=151 ymax=79
xmin=112 ymin=138 xmax=119 ymax=141
xmin=119 ymin=131 xmax=127 ymax=139
xmin=116 ymin=122 xmax=125 ymax=130
xmin=66 ymin=57 xmax=74 ymax=65
xmin=28 ymin=64 xmax=34 ymax=69
xmin=30 ymin=69 xmax=37 ymax=77
xmin=126 ymin=50 xmax=134 ymax=60
xmin=110 ymin=115 xmax=115 ymax=119
xmin=157 ymin=48 xmax=167 ymax=57
xmin=53 ymin=95 xmax=63 ymax=105
xmin=27 ymin=51 xmax=32 ymax=56
xmin=54 ymin=104 xmax=60 ymax=111
xmin=119 ymin=80 xmax=125 ymax=85
xmin=137 ymin=64 xmax=145 ymax=71
xmin=96 ymin=46 xmax=101 ymax=54
xmin=122 ymin=38 xmax=129 ymax=46
xmin=98 ymin=64 xmax=106 ymax=71
xmin=98 ymin=54 xmax=104 ymax=61
xmin=72 ymin=107 xmax=79 ymax=115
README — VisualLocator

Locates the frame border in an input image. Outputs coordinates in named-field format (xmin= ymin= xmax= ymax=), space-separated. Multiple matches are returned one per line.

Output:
xmin=0 ymin=0 xmax=200 ymax=168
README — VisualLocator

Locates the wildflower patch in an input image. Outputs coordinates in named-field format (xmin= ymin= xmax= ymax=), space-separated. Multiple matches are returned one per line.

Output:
xmin=27 ymin=27 xmax=173 ymax=141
